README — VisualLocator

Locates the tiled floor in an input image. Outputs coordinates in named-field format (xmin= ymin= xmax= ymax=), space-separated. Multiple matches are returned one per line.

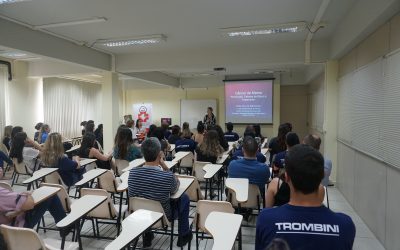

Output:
xmin=5 ymin=174 xmax=386 ymax=250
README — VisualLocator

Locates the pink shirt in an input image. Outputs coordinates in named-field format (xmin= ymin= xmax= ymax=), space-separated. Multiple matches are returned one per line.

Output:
xmin=0 ymin=187 xmax=28 ymax=227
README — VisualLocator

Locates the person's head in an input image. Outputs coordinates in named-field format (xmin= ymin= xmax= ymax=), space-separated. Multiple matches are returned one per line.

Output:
xmin=11 ymin=126 xmax=23 ymax=140
xmin=147 ymin=124 xmax=157 ymax=137
xmin=115 ymin=127 xmax=134 ymax=159
xmin=171 ymin=125 xmax=180 ymax=135
xmin=80 ymin=121 xmax=87 ymax=127
xmin=277 ymin=123 xmax=291 ymax=151
xmin=3 ymin=125 xmax=12 ymax=138
xmin=85 ymin=122 xmax=95 ymax=133
xmin=41 ymin=124 xmax=50 ymax=133
xmin=95 ymin=124 xmax=103 ymax=133
xmin=41 ymin=132 xmax=64 ymax=166
xmin=181 ymin=128 xmax=192 ymax=139
xmin=9 ymin=132 xmax=28 ymax=163
xmin=199 ymin=130 xmax=222 ymax=156
xmin=207 ymin=107 xmax=213 ymax=115
xmin=80 ymin=132 xmax=96 ymax=150
xmin=284 ymin=144 xmax=324 ymax=195
xmin=87 ymin=120 xmax=94 ymax=125
xmin=136 ymin=119 xmax=142 ymax=128
xmin=226 ymin=122 xmax=234 ymax=132
xmin=141 ymin=137 xmax=161 ymax=162
xmin=34 ymin=122 xmax=43 ymax=131
xmin=285 ymin=122 xmax=293 ymax=132
xmin=254 ymin=124 xmax=261 ymax=136
xmin=285 ymin=132 xmax=300 ymax=149
xmin=126 ymin=120 xmax=134 ymax=128
xmin=182 ymin=122 xmax=189 ymax=130
xmin=197 ymin=122 xmax=205 ymax=134
xmin=265 ymin=238 xmax=291 ymax=250
xmin=242 ymin=136 xmax=258 ymax=158
xmin=114 ymin=124 xmax=127 ymax=144
xmin=303 ymin=134 xmax=321 ymax=151
xmin=161 ymin=122 xmax=169 ymax=131
xmin=243 ymin=125 xmax=256 ymax=138
xmin=152 ymin=127 xmax=165 ymax=141
xmin=209 ymin=125 xmax=224 ymax=139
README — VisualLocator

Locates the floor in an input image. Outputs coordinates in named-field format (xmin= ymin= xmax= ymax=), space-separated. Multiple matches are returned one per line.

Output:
xmin=5 ymin=174 xmax=386 ymax=250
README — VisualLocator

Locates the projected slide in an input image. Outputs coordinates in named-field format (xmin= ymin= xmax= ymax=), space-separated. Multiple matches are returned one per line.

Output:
xmin=225 ymin=80 xmax=273 ymax=124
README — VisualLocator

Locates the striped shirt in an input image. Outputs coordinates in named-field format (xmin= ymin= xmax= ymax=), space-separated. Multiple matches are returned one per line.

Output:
xmin=128 ymin=165 xmax=179 ymax=219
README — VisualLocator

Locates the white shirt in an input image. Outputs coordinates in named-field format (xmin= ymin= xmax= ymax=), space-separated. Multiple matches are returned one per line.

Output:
xmin=23 ymin=147 xmax=40 ymax=172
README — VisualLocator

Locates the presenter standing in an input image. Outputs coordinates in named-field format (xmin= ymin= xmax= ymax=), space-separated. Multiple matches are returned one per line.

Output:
xmin=203 ymin=107 xmax=216 ymax=129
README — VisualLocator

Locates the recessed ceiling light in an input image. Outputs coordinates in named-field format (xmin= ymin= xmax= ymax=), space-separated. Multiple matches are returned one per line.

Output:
xmin=0 ymin=0 xmax=30 ymax=5
xmin=97 ymin=35 xmax=166 ymax=47
xmin=0 ymin=52 xmax=27 ymax=58
xmin=221 ymin=22 xmax=306 ymax=37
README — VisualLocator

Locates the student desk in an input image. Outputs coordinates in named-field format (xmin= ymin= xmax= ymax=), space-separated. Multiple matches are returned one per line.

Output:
xmin=74 ymin=168 xmax=107 ymax=192
xmin=164 ymin=160 xmax=178 ymax=170
xmin=172 ymin=151 xmax=190 ymax=162
xmin=57 ymin=195 xmax=107 ymax=250
xmin=122 ymin=158 xmax=145 ymax=172
xmin=205 ymin=211 xmax=243 ymax=250
xmin=105 ymin=209 xmax=163 ymax=250
xmin=32 ymin=186 xmax=61 ymax=205
xmin=168 ymin=144 xmax=176 ymax=152
xmin=225 ymin=178 xmax=249 ymax=203
xmin=65 ymin=145 xmax=80 ymax=153
xmin=23 ymin=168 xmax=58 ymax=190
xmin=203 ymin=164 xmax=223 ymax=200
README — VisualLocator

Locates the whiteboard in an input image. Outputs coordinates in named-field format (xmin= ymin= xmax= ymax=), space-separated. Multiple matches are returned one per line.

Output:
xmin=180 ymin=99 xmax=217 ymax=130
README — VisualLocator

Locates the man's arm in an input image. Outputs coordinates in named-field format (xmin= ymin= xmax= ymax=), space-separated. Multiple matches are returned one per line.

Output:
xmin=170 ymin=174 xmax=180 ymax=194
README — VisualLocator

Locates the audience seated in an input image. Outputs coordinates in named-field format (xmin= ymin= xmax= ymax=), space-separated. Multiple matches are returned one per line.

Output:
xmin=272 ymin=132 xmax=299 ymax=177
xmin=167 ymin=125 xmax=181 ymax=144
xmin=232 ymin=127 xmax=266 ymax=163
xmin=113 ymin=128 xmax=142 ymax=162
xmin=41 ymin=133 xmax=84 ymax=187
xmin=256 ymin=145 xmax=355 ymax=250
xmin=147 ymin=124 xmax=157 ymax=138
xmin=175 ymin=129 xmax=197 ymax=153
xmin=209 ymin=125 xmax=229 ymax=151
xmin=78 ymin=132 xmax=111 ymax=169
xmin=267 ymin=123 xmax=291 ymax=164
xmin=128 ymin=138 xmax=192 ymax=247
xmin=162 ymin=122 xmax=171 ymax=140
xmin=38 ymin=124 xmax=51 ymax=144
xmin=10 ymin=126 xmax=23 ymax=149
xmin=228 ymin=136 xmax=270 ymax=195
xmin=80 ymin=121 xmax=87 ymax=135
xmin=253 ymin=124 xmax=265 ymax=143
xmin=33 ymin=123 xmax=43 ymax=143
xmin=195 ymin=130 xmax=224 ymax=164
xmin=94 ymin=123 xmax=103 ymax=148
xmin=303 ymin=134 xmax=332 ymax=187
xmin=9 ymin=132 xmax=41 ymax=173
xmin=224 ymin=122 xmax=239 ymax=142
xmin=192 ymin=121 xmax=205 ymax=145
xmin=2 ymin=126 xmax=12 ymax=151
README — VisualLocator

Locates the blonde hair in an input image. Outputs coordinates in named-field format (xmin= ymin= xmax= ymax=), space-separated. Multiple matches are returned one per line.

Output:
xmin=3 ymin=125 xmax=12 ymax=139
xmin=198 ymin=130 xmax=224 ymax=157
xmin=41 ymin=132 xmax=65 ymax=166
xmin=181 ymin=128 xmax=192 ymax=139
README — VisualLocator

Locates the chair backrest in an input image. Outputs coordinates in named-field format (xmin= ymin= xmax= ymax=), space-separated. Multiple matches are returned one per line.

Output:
xmin=0 ymin=181 xmax=12 ymax=191
xmin=0 ymin=224 xmax=46 ymax=250
xmin=178 ymin=175 xmax=204 ymax=201
xmin=129 ymin=197 xmax=170 ymax=229
xmin=40 ymin=183 xmax=71 ymax=213
xmin=12 ymin=158 xmax=29 ymax=175
xmin=80 ymin=188 xmax=117 ymax=219
xmin=98 ymin=170 xmax=118 ymax=193
xmin=180 ymin=152 xmax=194 ymax=168
xmin=227 ymin=183 xmax=261 ymax=209
xmin=0 ymin=143 xmax=9 ymax=155
xmin=192 ymin=161 xmax=211 ymax=182
xmin=44 ymin=171 xmax=68 ymax=189
xmin=85 ymin=162 xmax=97 ymax=172
xmin=195 ymin=200 xmax=234 ymax=232
xmin=112 ymin=159 xmax=129 ymax=176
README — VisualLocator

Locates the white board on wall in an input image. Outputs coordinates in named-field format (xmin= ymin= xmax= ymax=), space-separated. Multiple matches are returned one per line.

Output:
xmin=180 ymin=99 xmax=217 ymax=130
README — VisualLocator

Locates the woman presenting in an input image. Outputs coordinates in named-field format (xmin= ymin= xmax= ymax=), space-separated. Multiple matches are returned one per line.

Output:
xmin=203 ymin=107 xmax=216 ymax=129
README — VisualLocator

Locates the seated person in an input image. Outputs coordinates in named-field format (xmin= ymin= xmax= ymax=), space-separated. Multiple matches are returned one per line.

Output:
xmin=39 ymin=124 xmax=51 ymax=144
xmin=9 ymin=132 xmax=42 ymax=173
xmin=195 ymin=130 xmax=224 ymax=164
xmin=232 ymin=128 xmax=266 ymax=163
xmin=41 ymin=133 xmax=84 ymax=187
xmin=192 ymin=121 xmax=205 ymax=145
xmin=267 ymin=123 xmax=291 ymax=164
xmin=162 ymin=122 xmax=171 ymax=140
xmin=33 ymin=123 xmax=43 ymax=143
xmin=0 ymin=151 xmax=12 ymax=177
xmin=256 ymin=145 xmax=355 ymax=250
xmin=224 ymin=122 xmax=239 ymax=142
xmin=168 ymin=125 xmax=181 ymax=144
xmin=209 ymin=125 xmax=229 ymax=151
xmin=78 ymin=132 xmax=112 ymax=169
xmin=272 ymin=132 xmax=300 ymax=177
xmin=228 ymin=136 xmax=270 ymax=195
xmin=113 ymin=128 xmax=142 ymax=162
xmin=175 ymin=129 xmax=197 ymax=153
xmin=303 ymin=134 xmax=332 ymax=187
xmin=0 ymin=186 xmax=66 ymax=229
xmin=151 ymin=127 xmax=171 ymax=157
xmin=128 ymin=138 xmax=192 ymax=247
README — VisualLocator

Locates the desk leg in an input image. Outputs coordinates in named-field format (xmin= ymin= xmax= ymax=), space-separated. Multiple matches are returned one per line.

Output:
xmin=117 ymin=192 xmax=123 ymax=235
xmin=209 ymin=178 xmax=213 ymax=200
xmin=204 ymin=179 xmax=208 ymax=200
xmin=60 ymin=231 xmax=66 ymax=250
xmin=76 ymin=220 xmax=83 ymax=250
xmin=238 ymin=226 xmax=242 ymax=250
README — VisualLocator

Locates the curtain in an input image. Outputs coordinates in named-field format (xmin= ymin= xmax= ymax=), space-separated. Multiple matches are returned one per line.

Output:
xmin=43 ymin=77 xmax=102 ymax=139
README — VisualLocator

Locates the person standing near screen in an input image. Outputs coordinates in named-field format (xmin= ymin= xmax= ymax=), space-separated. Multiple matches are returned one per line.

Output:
xmin=203 ymin=107 xmax=216 ymax=129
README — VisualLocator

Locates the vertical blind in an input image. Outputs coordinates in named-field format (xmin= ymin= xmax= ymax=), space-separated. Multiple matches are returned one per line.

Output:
xmin=309 ymin=75 xmax=325 ymax=133
xmin=338 ymin=51 xmax=400 ymax=168
xmin=43 ymin=77 xmax=102 ymax=139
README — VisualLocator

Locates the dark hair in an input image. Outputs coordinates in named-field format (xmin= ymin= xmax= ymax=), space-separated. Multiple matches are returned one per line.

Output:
xmin=114 ymin=125 xmax=127 ymax=144
xmin=254 ymin=124 xmax=263 ymax=138
xmin=207 ymin=107 xmax=213 ymax=112
xmin=80 ymin=121 xmax=87 ymax=127
xmin=242 ymin=136 xmax=258 ymax=157
xmin=277 ymin=123 xmax=291 ymax=151
xmin=161 ymin=122 xmax=169 ymax=130
xmin=79 ymin=132 xmax=96 ymax=157
xmin=285 ymin=144 xmax=324 ymax=194
xmin=226 ymin=122 xmax=234 ymax=132
xmin=34 ymin=122 xmax=43 ymax=131
xmin=11 ymin=126 xmax=23 ymax=141
xmin=126 ymin=120 xmax=134 ymax=128
xmin=147 ymin=124 xmax=157 ymax=137
xmin=285 ymin=132 xmax=300 ymax=148
xmin=303 ymin=134 xmax=321 ymax=151
xmin=87 ymin=120 xmax=94 ymax=124
xmin=243 ymin=125 xmax=256 ymax=138
xmin=171 ymin=125 xmax=180 ymax=135
xmin=115 ymin=127 xmax=133 ymax=159
xmin=85 ymin=122 xmax=95 ymax=134
xmin=209 ymin=125 xmax=225 ymax=142
xmin=198 ymin=130 xmax=223 ymax=157
xmin=152 ymin=127 xmax=165 ymax=141
xmin=135 ymin=119 xmax=141 ymax=129
xmin=141 ymin=137 xmax=161 ymax=162
xmin=182 ymin=122 xmax=189 ymax=130
xmin=9 ymin=132 xmax=27 ymax=163
xmin=197 ymin=122 xmax=205 ymax=134
xmin=266 ymin=238 xmax=291 ymax=250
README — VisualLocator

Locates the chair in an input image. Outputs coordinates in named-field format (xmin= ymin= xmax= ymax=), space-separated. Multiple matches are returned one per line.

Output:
xmin=227 ymin=183 xmax=262 ymax=223
xmin=80 ymin=188 xmax=128 ymax=237
xmin=11 ymin=158 xmax=32 ymax=186
xmin=112 ymin=158 xmax=129 ymax=177
xmin=178 ymin=175 xmax=204 ymax=202
xmin=179 ymin=152 xmax=194 ymax=174
xmin=0 ymin=143 xmax=11 ymax=175
xmin=0 ymin=181 xmax=12 ymax=191
xmin=192 ymin=161 xmax=211 ymax=183
xmin=194 ymin=200 xmax=237 ymax=250
xmin=0 ymin=224 xmax=78 ymax=250
xmin=97 ymin=170 xmax=126 ymax=211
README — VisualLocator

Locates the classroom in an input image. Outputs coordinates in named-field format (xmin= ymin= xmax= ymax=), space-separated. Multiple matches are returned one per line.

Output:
xmin=0 ymin=0 xmax=399 ymax=249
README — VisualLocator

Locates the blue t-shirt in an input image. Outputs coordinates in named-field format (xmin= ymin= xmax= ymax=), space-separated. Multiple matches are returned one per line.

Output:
xmin=224 ymin=132 xmax=239 ymax=142
xmin=273 ymin=151 xmax=287 ymax=168
xmin=256 ymin=204 xmax=356 ymax=250
xmin=228 ymin=158 xmax=270 ymax=194
xmin=41 ymin=132 xmax=49 ymax=143
xmin=175 ymin=138 xmax=197 ymax=153
xmin=232 ymin=148 xmax=266 ymax=163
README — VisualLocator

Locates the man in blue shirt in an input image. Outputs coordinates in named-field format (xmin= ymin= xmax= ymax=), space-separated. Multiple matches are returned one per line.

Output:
xmin=224 ymin=122 xmax=240 ymax=142
xmin=175 ymin=129 xmax=197 ymax=153
xmin=228 ymin=136 xmax=270 ymax=195
xmin=256 ymin=144 xmax=355 ymax=250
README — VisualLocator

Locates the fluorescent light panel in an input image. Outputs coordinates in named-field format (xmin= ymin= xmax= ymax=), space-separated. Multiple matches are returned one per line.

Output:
xmin=0 ymin=52 xmax=27 ymax=58
xmin=0 ymin=0 xmax=30 ymax=4
xmin=34 ymin=17 xmax=107 ymax=29
xmin=222 ymin=22 xmax=306 ymax=37
xmin=99 ymin=35 xmax=166 ymax=47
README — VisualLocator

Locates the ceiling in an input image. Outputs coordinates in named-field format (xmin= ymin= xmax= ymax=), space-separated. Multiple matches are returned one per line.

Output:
xmin=0 ymin=0 xmax=360 ymax=85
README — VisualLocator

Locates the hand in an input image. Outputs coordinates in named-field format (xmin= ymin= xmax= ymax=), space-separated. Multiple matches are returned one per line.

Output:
xmin=26 ymin=137 xmax=34 ymax=144
xmin=72 ymin=156 xmax=80 ymax=162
